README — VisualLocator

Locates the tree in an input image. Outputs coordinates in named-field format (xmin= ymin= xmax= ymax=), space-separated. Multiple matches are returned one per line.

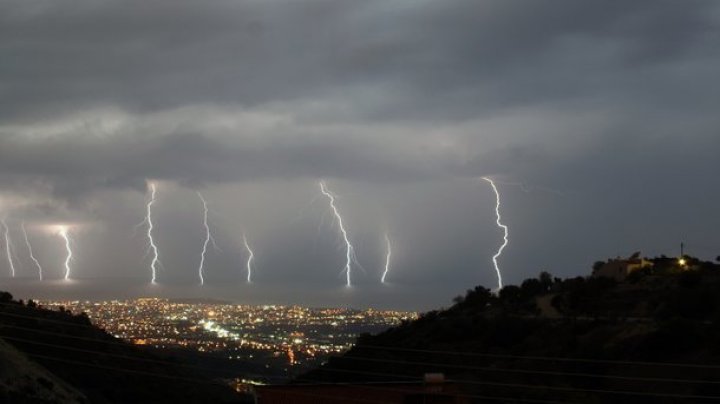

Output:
xmin=499 ymin=285 xmax=522 ymax=305
xmin=538 ymin=271 xmax=553 ymax=292
xmin=592 ymin=261 xmax=606 ymax=273
xmin=0 ymin=291 xmax=12 ymax=303
xmin=464 ymin=286 xmax=492 ymax=309
xmin=521 ymin=278 xmax=543 ymax=297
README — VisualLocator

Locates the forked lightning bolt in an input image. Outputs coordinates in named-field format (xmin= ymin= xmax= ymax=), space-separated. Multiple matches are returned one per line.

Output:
xmin=483 ymin=177 xmax=508 ymax=290
xmin=2 ymin=219 xmax=16 ymax=277
xmin=142 ymin=183 xmax=162 ymax=284
xmin=197 ymin=192 xmax=216 ymax=286
xmin=243 ymin=234 xmax=255 ymax=283
xmin=57 ymin=226 xmax=73 ymax=281
xmin=381 ymin=233 xmax=392 ymax=284
xmin=319 ymin=181 xmax=357 ymax=287
xmin=22 ymin=222 xmax=43 ymax=281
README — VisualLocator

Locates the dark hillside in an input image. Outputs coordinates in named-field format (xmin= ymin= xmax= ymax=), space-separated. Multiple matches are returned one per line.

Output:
xmin=0 ymin=292 xmax=250 ymax=404
xmin=0 ymin=337 xmax=86 ymax=404
xmin=302 ymin=257 xmax=720 ymax=403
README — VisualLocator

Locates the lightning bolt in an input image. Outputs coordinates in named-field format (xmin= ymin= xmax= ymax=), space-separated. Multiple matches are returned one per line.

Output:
xmin=483 ymin=177 xmax=508 ymax=290
xmin=2 ymin=219 xmax=16 ymax=277
xmin=319 ymin=181 xmax=357 ymax=288
xmin=57 ymin=226 xmax=73 ymax=281
xmin=381 ymin=233 xmax=392 ymax=284
xmin=142 ymin=183 xmax=162 ymax=284
xmin=197 ymin=192 xmax=216 ymax=286
xmin=243 ymin=234 xmax=255 ymax=283
xmin=21 ymin=222 xmax=43 ymax=281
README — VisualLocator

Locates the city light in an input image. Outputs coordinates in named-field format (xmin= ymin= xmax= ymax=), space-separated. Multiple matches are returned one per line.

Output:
xmin=39 ymin=298 xmax=417 ymax=368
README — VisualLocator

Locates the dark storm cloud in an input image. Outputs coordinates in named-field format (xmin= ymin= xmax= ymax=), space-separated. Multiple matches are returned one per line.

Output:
xmin=1 ymin=0 xmax=717 ymax=120
xmin=1 ymin=0 xmax=720 ymax=305
xmin=0 ymin=128 xmax=449 ymax=202
xmin=1 ymin=0 xmax=718 ymax=201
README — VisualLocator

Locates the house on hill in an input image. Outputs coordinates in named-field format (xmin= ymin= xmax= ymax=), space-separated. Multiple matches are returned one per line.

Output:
xmin=592 ymin=252 xmax=654 ymax=281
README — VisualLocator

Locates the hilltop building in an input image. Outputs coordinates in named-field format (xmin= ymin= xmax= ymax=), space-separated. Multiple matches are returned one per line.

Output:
xmin=592 ymin=252 xmax=654 ymax=281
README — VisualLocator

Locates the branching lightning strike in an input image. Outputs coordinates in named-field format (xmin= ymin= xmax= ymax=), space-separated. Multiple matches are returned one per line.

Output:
xmin=483 ymin=177 xmax=508 ymax=290
xmin=197 ymin=192 xmax=214 ymax=286
xmin=57 ymin=226 xmax=73 ymax=281
xmin=2 ymin=219 xmax=16 ymax=277
xmin=243 ymin=234 xmax=255 ymax=283
xmin=142 ymin=183 xmax=162 ymax=284
xmin=21 ymin=222 xmax=43 ymax=281
xmin=319 ymin=181 xmax=357 ymax=287
xmin=381 ymin=233 xmax=392 ymax=284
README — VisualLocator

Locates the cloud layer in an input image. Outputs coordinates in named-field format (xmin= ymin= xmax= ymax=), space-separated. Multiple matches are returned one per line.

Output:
xmin=1 ymin=0 xmax=719 ymax=307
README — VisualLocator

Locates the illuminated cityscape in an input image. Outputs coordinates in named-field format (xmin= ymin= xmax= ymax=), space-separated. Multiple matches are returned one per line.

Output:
xmin=38 ymin=298 xmax=417 ymax=382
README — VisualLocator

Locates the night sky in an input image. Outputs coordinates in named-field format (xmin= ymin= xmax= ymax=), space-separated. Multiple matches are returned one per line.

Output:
xmin=1 ymin=0 xmax=719 ymax=310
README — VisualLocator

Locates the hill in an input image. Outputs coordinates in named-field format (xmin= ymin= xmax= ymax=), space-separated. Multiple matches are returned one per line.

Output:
xmin=300 ymin=256 xmax=720 ymax=403
xmin=0 ymin=338 xmax=86 ymax=404
xmin=0 ymin=292 xmax=250 ymax=404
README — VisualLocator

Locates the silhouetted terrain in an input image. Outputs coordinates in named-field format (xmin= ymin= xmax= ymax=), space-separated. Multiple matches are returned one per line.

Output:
xmin=4 ymin=255 xmax=720 ymax=403
xmin=301 ymin=256 xmax=720 ymax=403
xmin=0 ymin=293 xmax=250 ymax=404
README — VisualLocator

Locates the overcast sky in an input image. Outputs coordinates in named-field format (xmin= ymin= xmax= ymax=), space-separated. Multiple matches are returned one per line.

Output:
xmin=1 ymin=0 xmax=719 ymax=309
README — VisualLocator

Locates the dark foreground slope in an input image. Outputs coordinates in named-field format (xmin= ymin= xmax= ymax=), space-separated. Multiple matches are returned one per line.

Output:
xmin=0 ymin=338 xmax=86 ymax=404
xmin=0 ymin=293 xmax=250 ymax=404
xmin=302 ymin=257 xmax=720 ymax=403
